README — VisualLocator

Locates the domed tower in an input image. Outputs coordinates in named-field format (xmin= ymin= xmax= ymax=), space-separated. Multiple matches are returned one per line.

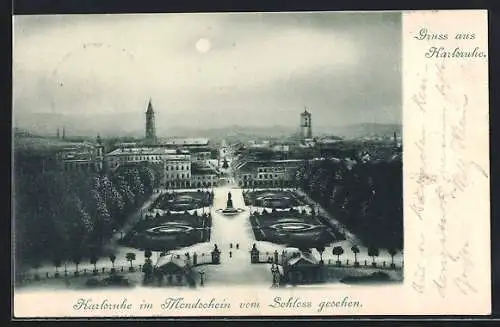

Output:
xmin=300 ymin=107 xmax=312 ymax=139
xmin=145 ymin=98 xmax=157 ymax=145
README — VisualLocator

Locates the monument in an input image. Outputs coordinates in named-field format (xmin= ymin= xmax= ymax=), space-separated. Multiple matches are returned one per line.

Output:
xmin=217 ymin=191 xmax=244 ymax=216
xmin=226 ymin=192 xmax=233 ymax=209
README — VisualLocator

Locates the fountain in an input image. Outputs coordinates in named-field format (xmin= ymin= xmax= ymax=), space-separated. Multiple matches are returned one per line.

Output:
xmin=217 ymin=191 xmax=244 ymax=215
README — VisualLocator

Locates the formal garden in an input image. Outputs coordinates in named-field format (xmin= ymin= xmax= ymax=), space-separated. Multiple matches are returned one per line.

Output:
xmin=122 ymin=211 xmax=212 ymax=251
xmin=242 ymin=190 xmax=305 ymax=209
xmin=151 ymin=190 xmax=214 ymax=212
xmin=249 ymin=208 xmax=343 ymax=247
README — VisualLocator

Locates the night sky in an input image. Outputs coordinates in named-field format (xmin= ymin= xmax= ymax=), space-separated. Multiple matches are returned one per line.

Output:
xmin=13 ymin=12 xmax=401 ymax=135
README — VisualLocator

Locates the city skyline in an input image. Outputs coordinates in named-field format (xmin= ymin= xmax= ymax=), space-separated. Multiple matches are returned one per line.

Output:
xmin=13 ymin=12 xmax=401 ymax=136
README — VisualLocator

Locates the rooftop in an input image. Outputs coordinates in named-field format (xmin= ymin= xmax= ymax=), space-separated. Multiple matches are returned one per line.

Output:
xmin=236 ymin=160 xmax=303 ymax=174
xmin=191 ymin=162 xmax=218 ymax=175
xmin=155 ymin=254 xmax=188 ymax=269
xmin=186 ymin=147 xmax=213 ymax=153
xmin=162 ymin=138 xmax=210 ymax=146
xmin=287 ymin=251 xmax=319 ymax=266
xmin=106 ymin=147 xmax=189 ymax=156
xmin=61 ymin=151 xmax=94 ymax=161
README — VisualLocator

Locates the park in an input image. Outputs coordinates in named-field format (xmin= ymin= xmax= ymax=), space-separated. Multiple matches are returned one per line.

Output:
xmin=15 ymin=181 xmax=403 ymax=290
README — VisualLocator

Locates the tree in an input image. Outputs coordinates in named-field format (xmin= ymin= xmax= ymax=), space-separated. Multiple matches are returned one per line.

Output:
xmin=126 ymin=252 xmax=136 ymax=271
xmin=72 ymin=252 xmax=82 ymax=275
xmin=109 ymin=254 xmax=116 ymax=270
xmin=32 ymin=260 xmax=42 ymax=280
xmin=351 ymin=245 xmax=360 ymax=265
xmin=332 ymin=246 xmax=344 ymax=263
xmin=90 ymin=253 xmax=98 ymax=273
xmin=142 ymin=258 xmax=154 ymax=284
xmin=368 ymin=246 xmax=379 ymax=266
xmin=315 ymin=244 xmax=325 ymax=263
xmin=388 ymin=247 xmax=398 ymax=267
xmin=53 ymin=256 xmax=63 ymax=276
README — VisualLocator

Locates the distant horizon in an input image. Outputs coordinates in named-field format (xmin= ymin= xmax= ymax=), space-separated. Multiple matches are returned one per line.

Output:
xmin=14 ymin=120 xmax=402 ymax=140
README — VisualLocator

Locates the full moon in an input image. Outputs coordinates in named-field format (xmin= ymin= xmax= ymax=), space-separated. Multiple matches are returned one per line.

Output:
xmin=195 ymin=38 xmax=211 ymax=53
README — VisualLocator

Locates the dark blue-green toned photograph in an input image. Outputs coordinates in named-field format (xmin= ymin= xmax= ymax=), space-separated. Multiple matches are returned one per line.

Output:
xmin=12 ymin=11 xmax=403 ymax=291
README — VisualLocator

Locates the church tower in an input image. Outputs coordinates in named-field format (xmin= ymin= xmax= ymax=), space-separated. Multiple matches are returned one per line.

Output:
xmin=145 ymin=99 xmax=157 ymax=145
xmin=300 ymin=107 xmax=312 ymax=139
xmin=95 ymin=134 xmax=105 ymax=172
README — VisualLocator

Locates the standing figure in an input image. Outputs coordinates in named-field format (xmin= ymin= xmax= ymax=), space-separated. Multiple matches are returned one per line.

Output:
xmin=229 ymin=251 xmax=233 ymax=258
xmin=230 ymin=243 xmax=233 ymax=249
xmin=236 ymin=243 xmax=239 ymax=250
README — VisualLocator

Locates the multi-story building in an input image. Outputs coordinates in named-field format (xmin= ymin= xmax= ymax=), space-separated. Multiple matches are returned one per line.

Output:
xmin=105 ymin=146 xmax=193 ymax=188
xmin=234 ymin=160 xmax=302 ymax=188
xmin=105 ymin=147 xmax=190 ymax=171
xmin=188 ymin=147 xmax=213 ymax=163
xmin=162 ymin=138 xmax=210 ymax=148
xmin=190 ymin=163 xmax=218 ymax=188
xmin=102 ymin=100 xmax=218 ymax=189
xmin=163 ymin=158 xmax=192 ymax=189
xmin=60 ymin=150 xmax=103 ymax=172
xmin=57 ymin=136 xmax=105 ymax=172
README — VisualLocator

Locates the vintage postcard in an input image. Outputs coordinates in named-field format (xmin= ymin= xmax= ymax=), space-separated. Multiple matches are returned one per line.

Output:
xmin=12 ymin=10 xmax=490 ymax=317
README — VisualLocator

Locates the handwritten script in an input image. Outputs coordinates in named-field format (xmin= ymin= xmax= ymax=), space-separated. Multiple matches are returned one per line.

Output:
xmin=410 ymin=58 xmax=488 ymax=299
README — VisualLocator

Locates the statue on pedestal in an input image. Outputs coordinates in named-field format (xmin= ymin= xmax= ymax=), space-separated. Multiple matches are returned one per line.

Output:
xmin=226 ymin=192 xmax=233 ymax=209
xmin=217 ymin=191 xmax=244 ymax=215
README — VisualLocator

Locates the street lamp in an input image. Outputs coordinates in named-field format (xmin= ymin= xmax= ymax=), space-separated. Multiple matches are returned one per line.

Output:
xmin=198 ymin=271 xmax=205 ymax=286
xmin=271 ymin=264 xmax=280 ymax=287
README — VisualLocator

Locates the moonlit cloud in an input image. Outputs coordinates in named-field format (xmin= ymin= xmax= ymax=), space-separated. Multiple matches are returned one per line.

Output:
xmin=13 ymin=12 xmax=401 ymax=135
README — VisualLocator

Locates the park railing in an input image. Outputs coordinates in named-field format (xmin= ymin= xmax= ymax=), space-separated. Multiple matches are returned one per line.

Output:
xmin=322 ymin=258 xmax=403 ymax=270
xmin=250 ymin=251 xmax=403 ymax=271
xmin=15 ymin=264 xmax=142 ymax=286
xmin=190 ymin=252 xmax=214 ymax=266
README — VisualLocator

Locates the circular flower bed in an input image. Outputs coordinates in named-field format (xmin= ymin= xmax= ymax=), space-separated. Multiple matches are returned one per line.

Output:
xmin=269 ymin=222 xmax=317 ymax=233
xmin=145 ymin=223 xmax=194 ymax=235
xmin=153 ymin=192 xmax=212 ymax=211
xmin=249 ymin=191 xmax=301 ymax=209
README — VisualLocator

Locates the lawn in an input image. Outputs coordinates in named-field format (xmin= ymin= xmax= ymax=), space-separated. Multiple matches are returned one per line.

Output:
xmin=243 ymin=190 xmax=305 ymax=209
xmin=249 ymin=210 xmax=343 ymax=246
xmin=152 ymin=191 xmax=213 ymax=212
xmin=124 ymin=212 xmax=211 ymax=251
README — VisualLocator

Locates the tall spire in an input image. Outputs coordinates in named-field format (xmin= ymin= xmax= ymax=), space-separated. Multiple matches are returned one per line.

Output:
xmin=56 ymin=128 xmax=60 ymax=139
xmin=62 ymin=127 xmax=66 ymax=140
xmin=146 ymin=98 xmax=154 ymax=114
xmin=145 ymin=98 xmax=157 ymax=145
xmin=97 ymin=133 xmax=102 ymax=145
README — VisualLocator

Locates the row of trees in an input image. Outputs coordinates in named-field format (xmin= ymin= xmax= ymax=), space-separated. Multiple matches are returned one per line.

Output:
xmin=315 ymin=245 xmax=399 ymax=267
xmin=26 ymin=250 xmax=151 ymax=281
xmin=14 ymin=152 xmax=155 ymax=271
xmin=296 ymin=158 xmax=403 ymax=250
